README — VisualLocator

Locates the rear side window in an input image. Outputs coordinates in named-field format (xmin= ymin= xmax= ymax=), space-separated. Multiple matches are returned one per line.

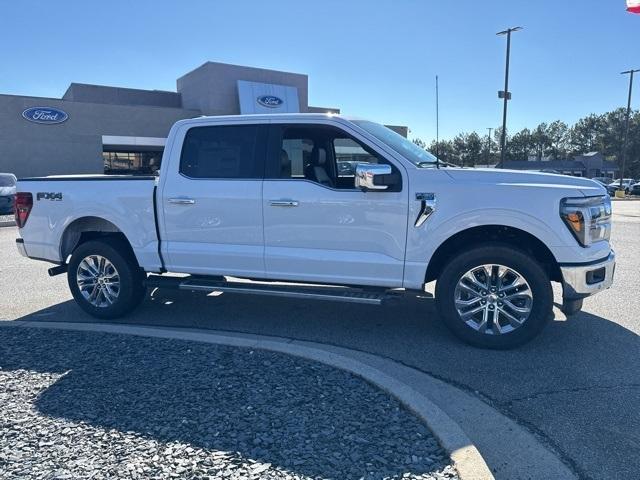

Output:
xmin=180 ymin=125 xmax=262 ymax=179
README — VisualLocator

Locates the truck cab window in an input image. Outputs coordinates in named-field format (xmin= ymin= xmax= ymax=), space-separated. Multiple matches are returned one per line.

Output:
xmin=281 ymin=137 xmax=313 ymax=179
xmin=180 ymin=125 xmax=260 ymax=179
xmin=334 ymin=138 xmax=379 ymax=179
xmin=275 ymin=125 xmax=398 ymax=190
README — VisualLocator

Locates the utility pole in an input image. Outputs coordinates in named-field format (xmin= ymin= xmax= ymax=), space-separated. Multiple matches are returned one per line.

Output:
xmin=435 ymin=75 xmax=440 ymax=163
xmin=619 ymin=69 xmax=639 ymax=191
xmin=496 ymin=26 xmax=522 ymax=168
xmin=486 ymin=127 xmax=493 ymax=165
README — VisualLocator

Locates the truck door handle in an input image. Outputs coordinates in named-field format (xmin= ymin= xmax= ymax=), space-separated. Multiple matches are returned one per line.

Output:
xmin=269 ymin=199 xmax=299 ymax=207
xmin=168 ymin=197 xmax=195 ymax=205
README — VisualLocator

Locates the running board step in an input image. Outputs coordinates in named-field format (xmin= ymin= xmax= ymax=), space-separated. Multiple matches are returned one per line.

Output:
xmin=147 ymin=275 xmax=392 ymax=305
xmin=180 ymin=279 xmax=389 ymax=305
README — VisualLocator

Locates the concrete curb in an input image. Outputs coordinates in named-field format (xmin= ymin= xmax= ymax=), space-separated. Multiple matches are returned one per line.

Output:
xmin=611 ymin=196 xmax=640 ymax=201
xmin=1 ymin=321 xmax=494 ymax=480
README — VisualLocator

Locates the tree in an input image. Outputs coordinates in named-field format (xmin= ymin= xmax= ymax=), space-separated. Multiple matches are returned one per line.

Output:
xmin=482 ymin=131 xmax=496 ymax=165
xmin=546 ymin=121 xmax=569 ymax=159
xmin=508 ymin=128 xmax=534 ymax=161
xmin=412 ymin=138 xmax=427 ymax=149
xmin=411 ymin=107 xmax=640 ymax=177
xmin=465 ymin=132 xmax=483 ymax=166
xmin=493 ymin=126 xmax=505 ymax=146
xmin=428 ymin=139 xmax=456 ymax=164
xmin=531 ymin=123 xmax=551 ymax=160
xmin=626 ymin=110 xmax=640 ymax=176
xmin=452 ymin=133 xmax=469 ymax=165
xmin=569 ymin=114 xmax=605 ymax=154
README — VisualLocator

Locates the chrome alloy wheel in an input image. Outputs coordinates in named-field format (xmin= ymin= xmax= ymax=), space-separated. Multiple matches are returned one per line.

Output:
xmin=76 ymin=255 xmax=120 ymax=307
xmin=454 ymin=264 xmax=533 ymax=335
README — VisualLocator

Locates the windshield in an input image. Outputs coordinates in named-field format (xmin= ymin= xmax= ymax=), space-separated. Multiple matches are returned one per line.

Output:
xmin=0 ymin=175 xmax=16 ymax=187
xmin=610 ymin=178 xmax=634 ymax=184
xmin=351 ymin=120 xmax=438 ymax=166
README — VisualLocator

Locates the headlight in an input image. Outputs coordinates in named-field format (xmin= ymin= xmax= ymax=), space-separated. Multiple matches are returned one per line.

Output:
xmin=560 ymin=196 xmax=612 ymax=247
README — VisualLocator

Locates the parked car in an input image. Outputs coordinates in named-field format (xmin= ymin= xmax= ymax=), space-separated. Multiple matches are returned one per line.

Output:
xmin=13 ymin=114 xmax=615 ymax=349
xmin=0 ymin=173 xmax=17 ymax=215
xmin=630 ymin=181 xmax=640 ymax=196
xmin=606 ymin=178 xmax=636 ymax=195
xmin=591 ymin=176 xmax=613 ymax=186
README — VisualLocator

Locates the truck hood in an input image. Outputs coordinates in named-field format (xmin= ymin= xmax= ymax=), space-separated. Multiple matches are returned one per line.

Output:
xmin=442 ymin=168 xmax=606 ymax=196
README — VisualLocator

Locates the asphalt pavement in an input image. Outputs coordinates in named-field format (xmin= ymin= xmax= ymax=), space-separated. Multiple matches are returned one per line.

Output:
xmin=1 ymin=201 xmax=638 ymax=480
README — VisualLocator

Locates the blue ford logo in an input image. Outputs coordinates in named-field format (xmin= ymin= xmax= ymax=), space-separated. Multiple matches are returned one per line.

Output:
xmin=257 ymin=95 xmax=284 ymax=108
xmin=22 ymin=106 xmax=69 ymax=124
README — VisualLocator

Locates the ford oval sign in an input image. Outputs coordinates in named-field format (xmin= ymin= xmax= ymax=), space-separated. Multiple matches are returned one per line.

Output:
xmin=256 ymin=95 xmax=284 ymax=108
xmin=22 ymin=107 xmax=69 ymax=125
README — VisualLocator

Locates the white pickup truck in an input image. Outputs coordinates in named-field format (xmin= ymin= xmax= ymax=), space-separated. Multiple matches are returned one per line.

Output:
xmin=14 ymin=114 xmax=615 ymax=348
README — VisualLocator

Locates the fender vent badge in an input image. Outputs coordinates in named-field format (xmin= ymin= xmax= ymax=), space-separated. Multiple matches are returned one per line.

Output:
xmin=415 ymin=192 xmax=436 ymax=227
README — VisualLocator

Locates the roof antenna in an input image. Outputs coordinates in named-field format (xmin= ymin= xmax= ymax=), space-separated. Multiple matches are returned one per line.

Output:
xmin=435 ymin=75 xmax=440 ymax=168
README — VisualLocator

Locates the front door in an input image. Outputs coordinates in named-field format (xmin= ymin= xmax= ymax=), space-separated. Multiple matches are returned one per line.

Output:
xmin=161 ymin=122 xmax=267 ymax=277
xmin=262 ymin=123 xmax=408 ymax=287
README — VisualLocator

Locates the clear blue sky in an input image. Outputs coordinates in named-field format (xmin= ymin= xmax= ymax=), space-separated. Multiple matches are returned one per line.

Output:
xmin=1 ymin=0 xmax=638 ymax=142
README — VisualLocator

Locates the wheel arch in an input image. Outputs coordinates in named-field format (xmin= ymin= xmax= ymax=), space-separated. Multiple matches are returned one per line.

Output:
xmin=60 ymin=216 xmax=136 ymax=264
xmin=425 ymin=225 xmax=562 ymax=284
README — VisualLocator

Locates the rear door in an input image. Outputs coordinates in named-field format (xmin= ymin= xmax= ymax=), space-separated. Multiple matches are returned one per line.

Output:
xmin=160 ymin=121 xmax=268 ymax=277
xmin=262 ymin=121 xmax=409 ymax=287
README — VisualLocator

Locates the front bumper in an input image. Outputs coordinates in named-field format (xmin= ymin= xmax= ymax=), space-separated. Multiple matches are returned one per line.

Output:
xmin=560 ymin=251 xmax=615 ymax=300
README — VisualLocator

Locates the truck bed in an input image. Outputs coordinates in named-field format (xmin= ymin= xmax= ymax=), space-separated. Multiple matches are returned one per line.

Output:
xmin=16 ymin=175 xmax=161 ymax=270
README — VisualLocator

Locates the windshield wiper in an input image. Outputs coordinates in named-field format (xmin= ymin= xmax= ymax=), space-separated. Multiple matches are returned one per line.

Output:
xmin=418 ymin=161 xmax=461 ymax=168
xmin=417 ymin=161 xmax=437 ymax=168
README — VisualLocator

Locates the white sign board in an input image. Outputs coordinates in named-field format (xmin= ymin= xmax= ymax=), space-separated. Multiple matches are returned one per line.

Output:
xmin=237 ymin=80 xmax=300 ymax=114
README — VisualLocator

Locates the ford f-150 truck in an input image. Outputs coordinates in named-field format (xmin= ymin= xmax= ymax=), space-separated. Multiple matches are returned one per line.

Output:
xmin=14 ymin=114 xmax=615 ymax=348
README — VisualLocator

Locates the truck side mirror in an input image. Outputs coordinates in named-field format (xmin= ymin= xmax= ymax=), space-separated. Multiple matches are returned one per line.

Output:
xmin=355 ymin=163 xmax=392 ymax=191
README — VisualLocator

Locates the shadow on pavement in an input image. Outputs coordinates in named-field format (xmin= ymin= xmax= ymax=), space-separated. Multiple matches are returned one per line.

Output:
xmin=13 ymin=287 xmax=640 ymax=479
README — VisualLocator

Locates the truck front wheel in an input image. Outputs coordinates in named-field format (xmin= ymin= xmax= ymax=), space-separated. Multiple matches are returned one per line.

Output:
xmin=67 ymin=239 xmax=146 ymax=319
xmin=435 ymin=245 xmax=553 ymax=349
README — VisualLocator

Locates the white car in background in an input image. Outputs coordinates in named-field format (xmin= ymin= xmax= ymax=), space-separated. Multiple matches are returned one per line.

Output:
xmin=606 ymin=178 xmax=636 ymax=195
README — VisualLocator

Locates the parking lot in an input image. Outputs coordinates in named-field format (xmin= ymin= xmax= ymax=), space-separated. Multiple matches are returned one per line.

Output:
xmin=1 ymin=200 xmax=639 ymax=480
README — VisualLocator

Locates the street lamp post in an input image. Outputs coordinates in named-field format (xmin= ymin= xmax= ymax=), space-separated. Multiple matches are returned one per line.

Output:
xmin=619 ymin=69 xmax=639 ymax=191
xmin=435 ymin=75 xmax=440 ymax=162
xmin=496 ymin=26 xmax=522 ymax=168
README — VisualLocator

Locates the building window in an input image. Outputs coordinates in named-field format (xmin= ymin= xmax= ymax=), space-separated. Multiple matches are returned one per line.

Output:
xmin=103 ymin=150 xmax=163 ymax=175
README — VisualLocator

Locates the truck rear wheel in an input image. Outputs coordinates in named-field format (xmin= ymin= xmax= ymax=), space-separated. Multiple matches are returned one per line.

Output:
xmin=435 ymin=244 xmax=553 ymax=349
xmin=67 ymin=238 xmax=146 ymax=319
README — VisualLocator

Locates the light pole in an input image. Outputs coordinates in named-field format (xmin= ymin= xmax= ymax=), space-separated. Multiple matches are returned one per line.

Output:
xmin=486 ymin=127 xmax=493 ymax=165
xmin=619 ymin=69 xmax=639 ymax=191
xmin=496 ymin=26 xmax=522 ymax=168
xmin=435 ymin=75 xmax=440 ymax=163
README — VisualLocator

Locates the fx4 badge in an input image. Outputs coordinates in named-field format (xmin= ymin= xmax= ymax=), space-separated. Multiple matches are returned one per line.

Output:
xmin=415 ymin=192 xmax=436 ymax=227
xmin=37 ymin=192 xmax=62 ymax=201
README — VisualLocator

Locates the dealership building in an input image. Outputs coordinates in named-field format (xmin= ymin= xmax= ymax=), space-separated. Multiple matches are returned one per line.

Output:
xmin=0 ymin=61 xmax=407 ymax=178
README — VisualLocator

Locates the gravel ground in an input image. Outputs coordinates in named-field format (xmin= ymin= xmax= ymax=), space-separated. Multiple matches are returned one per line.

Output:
xmin=0 ymin=327 xmax=458 ymax=480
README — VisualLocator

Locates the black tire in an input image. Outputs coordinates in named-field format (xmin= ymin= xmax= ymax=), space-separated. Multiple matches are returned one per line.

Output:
xmin=67 ymin=238 xmax=146 ymax=319
xmin=435 ymin=244 xmax=553 ymax=349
